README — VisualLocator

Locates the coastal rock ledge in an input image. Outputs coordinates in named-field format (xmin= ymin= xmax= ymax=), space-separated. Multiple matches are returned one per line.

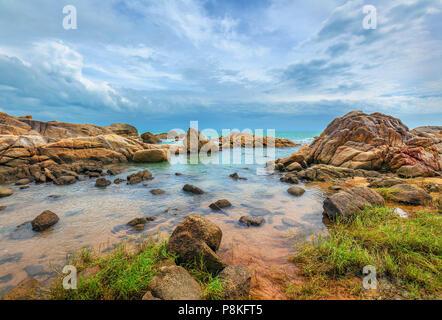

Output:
xmin=277 ymin=111 xmax=441 ymax=177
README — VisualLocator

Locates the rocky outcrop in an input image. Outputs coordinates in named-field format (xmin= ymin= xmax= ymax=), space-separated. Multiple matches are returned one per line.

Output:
xmin=323 ymin=186 xmax=384 ymax=219
xmin=31 ymin=210 xmax=59 ymax=231
xmin=0 ymin=112 xmax=169 ymax=184
xmin=167 ymin=215 xmax=225 ymax=273
xmin=148 ymin=266 xmax=202 ymax=300
xmin=219 ymin=132 xmax=298 ymax=149
xmin=276 ymin=111 xmax=441 ymax=178
xmin=104 ymin=123 xmax=138 ymax=137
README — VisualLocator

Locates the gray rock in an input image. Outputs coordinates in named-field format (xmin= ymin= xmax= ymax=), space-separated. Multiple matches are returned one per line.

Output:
xmin=388 ymin=184 xmax=432 ymax=205
xmin=150 ymin=189 xmax=166 ymax=195
xmin=239 ymin=216 xmax=264 ymax=227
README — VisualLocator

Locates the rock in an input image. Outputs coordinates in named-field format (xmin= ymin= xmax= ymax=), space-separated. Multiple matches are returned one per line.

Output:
xmin=323 ymin=186 xmax=384 ymax=219
xmin=114 ymin=178 xmax=126 ymax=184
xmin=87 ymin=171 xmax=100 ymax=178
xmin=150 ymin=189 xmax=166 ymax=195
xmin=183 ymin=128 xmax=211 ymax=153
xmin=132 ymin=224 xmax=145 ymax=232
xmin=127 ymin=170 xmax=153 ymax=185
xmin=424 ymin=183 xmax=440 ymax=193
xmin=107 ymin=168 xmax=124 ymax=176
xmin=183 ymin=184 xmax=205 ymax=195
xmin=175 ymin=172 xmax=183 ymax=176
xmin=142 ymin=291 xmax=161 ymax=300
xmin=0 ymin=187 xmax=13 ymax=198
xmin=280 ymin=173 xmax=299 ymax=184
xmin=388 ymin=184 xmax=432 ymax=205
xmin=239 ymin=216 xmax=265 ymax=227
xmin=31 ymin=210 xmax=59 ymax=231
xmin=393 ymin=208 xmax=408 ymax=218
xmin=1 ymin=278 xmax=40 ymax=300
xmin=305 ymin=111 xmax=441 ymax=176
xmin=15 ymin=178 xmax=31 ymax=185
xmin=0 ymin=206 xmax=6 ymax=211
xmin=47 ymin=195 xmax=61 ymax=199
xmin=20 ymin=186 xmax=30 ymax=190
xmin=396 ymin=165 xmax=429 ymax=178
xmin=141 ymin=132 xmax=161 ymax=144
xmin=95 ymin=178 xmax=111 ymax=188
xmin=133 ymin=149 xmax=169 ymax=163
xmin=287 ymin=186 xmax=305 ymax=197
xmin=286 ymin=162 xmax=303 ymax=172
xmin=105 ymin=123 xmax=138 ymax=137
xmin=167 ymin=216 xmax=225 ymax=273
xmin=55 ymin=175 xmax=77 ymax=185
xmin=170 ymin=215 xmax=222 ymax=251
xmin=369 ymin=178 xmax=403 ymax=188
xmin=127 ymin=216 xmax=155 ymax=226
xmin=229 ymin=173 xmax=247 ymax=180
xmin=218 ymin=266 xmax=251 ymax=300
xmin=79 ymin=265 xmax=100 ymax=280
xmin=209 ymin=199 xmax=232 ymax=210
xmin=148 ymin=266 xmax=202 ymax=300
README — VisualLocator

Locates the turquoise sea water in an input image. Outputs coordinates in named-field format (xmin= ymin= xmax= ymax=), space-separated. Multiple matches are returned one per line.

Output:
xmin=0 ymin=131 xmax=327 ymax=298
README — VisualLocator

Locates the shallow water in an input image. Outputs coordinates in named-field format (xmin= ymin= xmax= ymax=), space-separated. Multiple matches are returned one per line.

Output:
xmin=0 ymin=139 xmax=327 ymax=299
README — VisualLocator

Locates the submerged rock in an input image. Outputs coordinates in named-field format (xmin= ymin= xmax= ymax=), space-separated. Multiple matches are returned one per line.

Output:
xmin=150 ymin=189 xmax=166 ymax=195
xmin=287 ymin=186 xmax=305 ymax=197
xmin=239 ymin=216 xmax=264 ymax=227
xmin=182 ymin=184 xmax=205 ymax=195
xmin=209 ymin=199 xmax=232 ymax=210
xmin=229 ymin=172 xmax=247 ymax=180
xmin=127 ymin=170 xmax=153 ymax=185
xmin=127 ymin=217 xmax=156 ymax=226
xmin=95 ymin=178 xmax=111 ymax=188
xmin=1 ymin=277 xmax=40 ymax=300
xmin=148 ymin=266 xmax=202 ymax=300
xmin=55 ymin=175 xmax=77 ymax=185
xmin=113 ymin=178 xmax=126 ymax=184
xmin=31 ymin=210 xmax=59 ymax=231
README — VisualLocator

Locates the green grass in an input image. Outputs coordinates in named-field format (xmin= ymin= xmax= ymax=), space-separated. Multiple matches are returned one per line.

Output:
xmin=49 ymin=238 xmax=225 ymax=300
xmin=288 ymin=206 xmax=442 ymax=300
xmin=50 ymin=239 xmax=175 ymax=300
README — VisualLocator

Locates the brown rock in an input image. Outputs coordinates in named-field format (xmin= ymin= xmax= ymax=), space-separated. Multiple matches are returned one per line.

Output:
xmin=55 ymin=175 xmax=77 ymax=185
xmin=31 ymin=210 xmax=59 ymax=231
xmin=105 ymin=123 xmax=138 ymax=136
xmin=388 ymin=184 xmax=432 ymax=205
xmin=133 ymin=149 xmax=169 ymax=163
xmin=95 ymin=178 xmax=111 ymax=188
xmin=142 ymin=291 xmax=161 ymax=300
xmin=209 ymin=199 xmax=232 ymax=210
xmin=140 ymin=132 xmax=161 ymax=144
xmin=287 ymin=186 xmax=305 ymax=197
xmin=150 ymin=189 xmax=166 ymax=195
xmin=127 ymin=170 xmax=153 ymax=185
xmin=182 ymin=184 xmax=205 ymax=195
xmin=239 ymin=216 xmax=264 ymax=227
xmin=0 ymin=187 xmax=13 ymax=198
xmin=148 ymin=266 xmax=202 ymax=300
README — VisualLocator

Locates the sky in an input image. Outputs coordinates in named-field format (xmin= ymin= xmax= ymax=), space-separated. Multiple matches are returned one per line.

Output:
xmin=0 ymin=0 xmax=441 ymax=132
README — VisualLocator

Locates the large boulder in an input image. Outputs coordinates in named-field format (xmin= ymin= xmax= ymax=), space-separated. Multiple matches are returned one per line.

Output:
xmin=387 ymin=184 xmax=432 ymax=205
xmin=31 ymin=210 xmax=59 ymax=231
xmin=104 ymin=123 xmax=138 ymax=137
xmin=148 ymin=266 xmax=202 ymax=300
xmin=183 ymin=128 xmax=212 ymax=153
xmin=167 ymin=216 xmax=225 ymax=273
xmin=323 ymin=186 xmax=384 ymax=219
xmin=133 ymin=149 xmax=169 ymax=163
xmin=218 ymin=266 xmax=251 ymax=300
xmin=305 ymin=111 xmax=441 ymax=176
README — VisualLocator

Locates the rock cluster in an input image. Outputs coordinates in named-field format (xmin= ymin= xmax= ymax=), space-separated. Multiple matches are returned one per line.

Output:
xmin=0 ymin=112 xmax=170 ymax=184
xmin=277 ymin=111 xmax=441 ymax=178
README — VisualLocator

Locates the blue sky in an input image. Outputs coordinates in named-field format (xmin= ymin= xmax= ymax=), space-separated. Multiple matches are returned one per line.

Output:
xmin=0 ymin=0 xmax=441 ymax=131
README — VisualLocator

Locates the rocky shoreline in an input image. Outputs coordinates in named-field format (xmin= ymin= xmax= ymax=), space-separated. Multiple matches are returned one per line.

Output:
xmin=1 ymin=110 xmax=440 ymax=300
